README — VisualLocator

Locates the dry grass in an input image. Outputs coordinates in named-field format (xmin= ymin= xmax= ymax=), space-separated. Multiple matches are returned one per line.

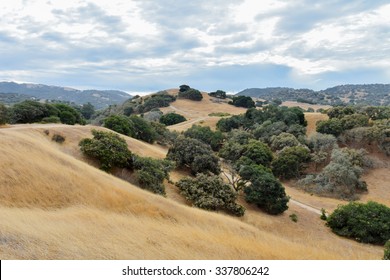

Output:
xmin=0 ymin=125 xmax=384 ymax=260
xmin=304 ymin=112 xmax=329 ymax=136
xmin=282 ymin=101 xmax=331 ymax=111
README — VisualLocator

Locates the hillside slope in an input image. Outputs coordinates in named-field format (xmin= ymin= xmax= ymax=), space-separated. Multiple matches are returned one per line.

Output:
xmin=0 ymin=125 xmax=384 ymax=259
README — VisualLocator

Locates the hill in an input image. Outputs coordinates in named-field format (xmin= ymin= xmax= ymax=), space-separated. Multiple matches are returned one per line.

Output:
xmin=237 ymin=84 xmax=390 ymax=106
xmin=0 ymin=124 xmax=384 ymax=259
xmin=0 ymin=82 xmax=131 ymax=109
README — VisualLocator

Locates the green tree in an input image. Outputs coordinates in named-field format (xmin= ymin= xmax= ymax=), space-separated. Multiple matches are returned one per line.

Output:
xmin=178 ymin=86 xmax=203 ymax=101
xmin=316 ymin=118 xmax=343 ymax=136
xmin=209 ymin=90 xmax=227 ymax=99
xmin=242 ymin=165 xmax=289 ymax=215
xmin=270 ymin=132 xmax=301 ymax=151
xmin=272 ymin=146 xmax=311 ymax=179
xmin=176 ymin=173 xmax=245 ymax=216
xmin=241 ymin=139 xmax=273 ymax=167
xmin=103 ymin=115 xmax=134 ymax=136
xmin=79 ymin=130 xmax=132 ymax=172
xmin=327 ymin=201 xmax=390 ymax=245
xmin=216 ymin=115 xmax=243 ymax=132
xmin=0 ymin=103 xmax=8 ymax=125
xmin=53 ymin=103 xmax=85 ymax=125
xmin=160 ymin=112 xmax=187 ymax=126
xmin=384 ymin=240 xmax=390 ymax=260
xmin=184 ymin=125 xmax=224 ymax=151
xmin=167 ymin=137 xmax=220 ymax=175
xmin=230 ymin=96 xmax=255 ymax=108
xmin=81 ymin=102 xmax=95 ymax=119
xmin=129 ymin=115 xmax=157 ymax=143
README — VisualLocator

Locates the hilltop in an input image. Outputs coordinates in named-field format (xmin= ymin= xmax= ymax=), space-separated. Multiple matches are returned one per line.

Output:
xmin=0 ymin=82 xmax=131 ymax=109
xmin=237 ymin=84 xmax=390 ymax=106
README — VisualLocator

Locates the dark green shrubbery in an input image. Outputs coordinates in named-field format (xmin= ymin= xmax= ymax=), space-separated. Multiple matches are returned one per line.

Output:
xmin=133 ymin=156 xmax=175 ymax=195
xmin=272 ymin=146 xmax=310 ymax=179
xmin=178 ymin=85 xmax=203 ymax=101
xmin=184 ymin=125 xmax=224 ymax=151
xmin=0 ymin=103 xmax=8 ymax=125
xmin=229 ymin=96 xmax=255 ymax=108
xmin=384 ymin=240 xmax=390 ymax=260
xmin=160 ymin=112 xmax=187 ymax=126
xmin=103 ymin=115 xmax=134 ymax=136
xmin=79 ymin=130 xmax=132 ymax=172
xmin=79 ymin=130 xmax=173 ymax=195
xmin=41 ymin=116 xmax=61 ymax=124
xmin=52 ymin=134 xmax=66 ymax=143
xmin=167 ymin=137 xmax=221 ymax=175
xmin=176 ymin=173 xmax=245 ymax=216
xmin=208 ymin=90 xmax=226 ymax=99
xmin=326 ymin=201 xmax=390 ymax=245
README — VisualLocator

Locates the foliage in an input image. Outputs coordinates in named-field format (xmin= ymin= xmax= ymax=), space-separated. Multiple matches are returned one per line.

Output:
xmin=184 ymin=125 xmax=224 ymax=151
xmin=80 ymin=102 xmax=95 ymax=119
xmin=53 ymin=103 xmax=85 ymax=125
xmin=159 ymin=112 xmax=187 ymax=126
xmin=299 ymin=148 xmax=369 ymax=199
xmin=241 ymin=140 xmax=273 ymax=167
xmin=316 ymin=118 xmax=343 ymax=136
xmin=326 ymin=201 xmax=390 ymax=245
xmin=208 ymin=112 xmax=230 ymax=117
xmin=103 ymin=115 xmax=134 ymax=136
xmin=79 ymin=130 xmax=132 ymax=172
xmin=52 ymin=134 xmax=65 ymax=143
xmin=243 ymin=165 xmax=289 ymax=215
xmin=129 ymin=115 xmax=157 ymax=143
xmin=384 ymin=240 xmax=390 ymax=260
xmin=270 ymin=132 xmax=301 ymax=151
xmin=289 ymin=213 xmax=298 ymax=222
xmin=272 ymin=146 xmax=311 ymax=179
xmin=138 ymin=93 xmax=176 ymax=113
xmin=176 ymin=173 xmax=245 ymax=216
xmin=41 ymin=116 xmax=61 ymax=123
xmin=178 ymin=86 xmax=203 ymax=101
xmin=320 ymin=208 xmax=327 ymax=220
xmin=230 ymin=96 xmax=255 ymax=108
xmin=208 ymin=90 xmax=227 ymax=99
xmin=0 ymin=103 xmax=8 ymax=124
xmin=327 ymin=106 xmax=356 ymax=119
xmin=133 ymin=156 xmax=175 ymax=195
xmin=216 ymin=115 xmax=243 ymax=132
xmin=167 ymin=137 xmax=221 ymax=175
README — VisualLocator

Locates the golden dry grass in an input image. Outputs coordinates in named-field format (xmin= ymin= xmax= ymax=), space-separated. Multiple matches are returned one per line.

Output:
xmin=282 ymin=101 xmax=331 ymax=111
xmin=0 ymin=125 xmax=384 ymax=260
xmin=304 ymin=112 xmax=329 ymax=136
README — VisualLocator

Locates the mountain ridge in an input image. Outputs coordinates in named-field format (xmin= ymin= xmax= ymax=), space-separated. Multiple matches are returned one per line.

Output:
xmin=0 ymin=81 xmax=132 ymax=109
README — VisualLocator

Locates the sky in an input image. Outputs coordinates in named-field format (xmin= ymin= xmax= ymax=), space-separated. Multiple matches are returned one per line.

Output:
xmin=0 ymin=0 xmax=389 ymax=94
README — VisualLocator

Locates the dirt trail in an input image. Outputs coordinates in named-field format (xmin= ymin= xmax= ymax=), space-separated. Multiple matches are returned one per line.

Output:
xmin=289 ymin=199 xmax=322 ymax=215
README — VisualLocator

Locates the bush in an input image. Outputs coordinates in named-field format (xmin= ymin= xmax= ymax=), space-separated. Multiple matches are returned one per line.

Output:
xmin=79 ymin=130 xmax=132 ymax=172
xmin=327 ymin=201 xmax=390 ymax=245
xmin=384 ymin=240 xmax=390 ymax=260
xmin=270 ymin=132 xmax=301 ymax=151
xmin=243 ymin=166 xmax=289 ymax=215
xmin=178 ymin=87 xmax=203 ymax=101
xmin=289 ymin=213 xmax=298 ymax=222
xmin=129 ymin=115 xmax=157 ymax=143
xmin=272 ymin=146 xmax=310 ymax=179
xmin=0 ymin=103 xmax=8 ymax=125
xmin=316 ymin=118 xmax=343 ymax=136
xmin=41 ymin=116 xmax=61 ymax=123
xmin=167 ymin=137 xmax=220 ymax=175
xmin=230 ymin=96 xmax=255 ymax=108
xmin=133 ymin=156 xmax=175 ymax=195
xmin=52 ymin=134 xmax=65 ymax=143
xmin=139 ymin=93 xmax=176 ymax=113
xmin=208 ymin=90 xmax=226 ymax=99
xmin=176 ymin=173 xmax=245 ymax=216
xmin=103 ymin=115 xmax=134 ymax=136
xmin=216 ymin=115 xmax=243 ymax=132
xmin=184 ymin=125 xmax=224 ymax=151
xmin=241 ymin=140 xmax=273 ymax=167
xmin=160 ymin=112 xmax=187 ymax=126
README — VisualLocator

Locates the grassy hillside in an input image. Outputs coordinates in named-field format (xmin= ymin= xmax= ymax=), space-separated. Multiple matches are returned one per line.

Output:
xmin=0 ymin=124 xmax=384 ymax=259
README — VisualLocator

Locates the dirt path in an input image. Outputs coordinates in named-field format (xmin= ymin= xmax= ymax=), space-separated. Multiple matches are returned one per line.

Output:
xmin=289 ymin=199 xmax=322 ymax=215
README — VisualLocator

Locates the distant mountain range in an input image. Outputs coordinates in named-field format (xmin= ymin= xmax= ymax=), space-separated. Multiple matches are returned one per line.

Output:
xmin=236 ymin=84 xmax=390 ymax=106
xmin=0 ymin=82 xmax=132 ymax=109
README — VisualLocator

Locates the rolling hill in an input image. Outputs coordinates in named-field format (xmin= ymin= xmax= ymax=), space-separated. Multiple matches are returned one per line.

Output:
xmin=236 ymin=84 xmax=390 ymax=106
xmin=0 ymin=81 xmax=132 ymax=109
xmin=0 ymin=123 xmax=385 ymax=259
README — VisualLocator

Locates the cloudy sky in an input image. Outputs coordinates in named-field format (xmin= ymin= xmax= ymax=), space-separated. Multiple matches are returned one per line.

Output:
xmin=0 ymin=0 xmax=389 ymax=94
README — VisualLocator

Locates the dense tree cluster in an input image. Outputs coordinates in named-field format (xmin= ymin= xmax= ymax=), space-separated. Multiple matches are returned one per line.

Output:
xmin=159 ymin=112 xmax=187 ymax=126
xmin=229 ymin=96 xmax=255 ymax=108
xmin=327 ymin=201 xmax=390 ymax=245
xmin=176 ymin=173 xmax=245 ymax=216
xmin=208 ymin=90 xmax=227 ymax=99
xmin=184 ymin=125 xmax=224 ymax=151
xmin=79 ymin=130 xmax=174 ymax=195
xmin=178 ymin=85 xmax=203 ymax=101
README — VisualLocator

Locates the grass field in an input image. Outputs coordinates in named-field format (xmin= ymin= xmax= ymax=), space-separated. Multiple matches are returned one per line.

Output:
xmin=0 ymin=124 xmax=385 ymax=259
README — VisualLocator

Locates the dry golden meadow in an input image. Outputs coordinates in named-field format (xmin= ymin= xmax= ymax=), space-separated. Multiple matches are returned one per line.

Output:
xmin=0 ymin=95 xmax=387 ymax=259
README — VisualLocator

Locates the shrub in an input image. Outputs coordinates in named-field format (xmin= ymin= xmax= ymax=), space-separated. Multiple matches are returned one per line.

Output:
xmin=129 ymin=115 xmax=157 ymax=143
xmin=133 ymin=156 xmax=175 ymax=195
xmin=241 ymin=140 xmax=273 ymax=167
xmin=0 ymin=103 xmax=8 ymax=125
xmin=139 ymin=93 xmax=176 ymax=113
xmin=160 ymin=112 xmax=187 ymax=126
xmin=208 ymin=90 xmax=227 ymax=99
xmin=316 ymin=118 xmax=343 ymax=136
xmin=79 ymin=130 xmax=132 ymax=172
xmin=230 ymin=96 xmax=255 ymax=108
xmin=178 ymin=87 xmax=203 ymax=101
xmin=270 ymin=132 xmax=301 ymax=151
xmin=327 ymin=201 xmax=390 ymax=245
xmin=167 ymin=137 xmax=220 ymax=175
xmin=272 ymin=146 xmax=311 ymax=179
xmin=52 ymin=134 xmax=65 ymax=143
xmin=41 ymin=116 xmax=61 ymax=123
xmin=384 ymin=240 xmax=390 ymax=260
xmin=216 ymin=115 xmax=243 ymax=132
xmin=243 ymin=166 xmax=289 ymax=215
xmin=289 ymin=213 xmax=298 ymax=222
xmin=176 ymin=173 xmax=245 ymax=216
xmin=103 ymin=115 xmax=134 ymax=136
xmin=184 ymin=125 xmax=224 ymax=151
xmin=320 ymin=208 xmax=327 ymax=220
